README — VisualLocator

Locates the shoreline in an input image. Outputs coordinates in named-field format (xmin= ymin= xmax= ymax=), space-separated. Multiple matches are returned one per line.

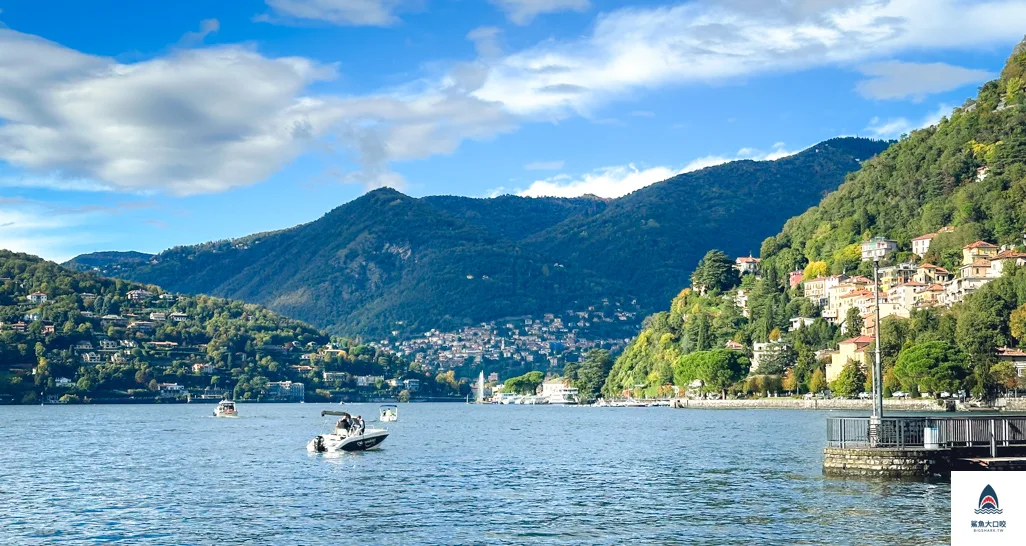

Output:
xmin=671 ymin=398 xmax=959 ymax=412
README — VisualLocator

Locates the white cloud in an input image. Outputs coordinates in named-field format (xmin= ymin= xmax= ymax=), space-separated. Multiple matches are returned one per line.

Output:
xmin=865 ymin=103 xmax=952 ymax=138
xmin=511 ymin=142 xmax=798 ymax=198
xmin=516 ymin=164 xmax=678 ymax=198
xmin=856 ymin=61 xmax=994 ymax=101
xmin=178 ymin=18 xmax=220 ymax=47
xmin=489 ymin=0 xmax=591 ymax=25
xmin=0 ymin=28 xmax=514 ymax=195
xmin=524 ymin=160 xmax=564 ymax=170
xmin=3 ymin=1 xmax=1025 ymax=198
xmin=467 ymin=26 xmax=503 ymax=59
xmin=681 ymin=142 xmax=796 ymax=172
xmin=260 ymin=0 xmax=411 ymax=26
xmin=472 ymin=0 xmax=1026 ymax=118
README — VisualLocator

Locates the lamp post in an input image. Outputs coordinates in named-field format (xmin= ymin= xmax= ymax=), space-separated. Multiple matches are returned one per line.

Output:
xmin=861 ymin=238 xmax=887 ymax=446
xmin=871 ymin=257 xmax=884 ymax=442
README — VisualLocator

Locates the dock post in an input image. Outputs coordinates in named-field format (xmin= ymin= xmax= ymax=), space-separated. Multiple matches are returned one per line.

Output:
xmin=990 ymin=419 xmax=997 ymax=458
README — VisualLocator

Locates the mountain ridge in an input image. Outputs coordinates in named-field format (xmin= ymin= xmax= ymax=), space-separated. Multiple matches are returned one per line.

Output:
xmin=64 ymin=137 xmax=889 ymax=337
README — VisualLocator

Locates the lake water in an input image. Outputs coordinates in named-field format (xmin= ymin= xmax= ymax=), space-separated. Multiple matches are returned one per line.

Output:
xmin=0 ymin=404 xmax=949 ymax=544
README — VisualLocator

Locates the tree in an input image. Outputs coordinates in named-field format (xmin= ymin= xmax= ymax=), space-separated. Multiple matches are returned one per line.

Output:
xmin=756 ymin=345 xmax=796 ymax=375
xmin=893 ymin=341 xmax=968 ymax=394
xmin=690 ymin=250 xmax=739 ymax=294
xmin=830 ymin=360 xmax=866 ymax=397
xmin=1010 ymin=303 xmax=1026 ymax=342
xmin=504 ymin=371 xmax=544 ymax=394
xmin=844 ymin=307 xmax=864 ymax=336
xmin=803 ymin=261 xmax=828 ymax=279
xmin=674 ymin=349 xmax=747 ymax=398
xmin=782 ymin=368 xmax=798 ymax=394
xmin=573 ymin=350 xmax=613 ymax=402
xmin=990 ymin=362 xmax=1022 ymax=393
xmin=808 ymin=368 xmax=827 ymax=393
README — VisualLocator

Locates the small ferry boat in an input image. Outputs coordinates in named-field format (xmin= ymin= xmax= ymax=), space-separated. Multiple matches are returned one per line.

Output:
xmin=213 ymin=400 xmax=238 ymax=417
xmin=308 ymin=410 xmax=389 ymax=453
xmin=379 ymin=404 xmax=398 ymax=422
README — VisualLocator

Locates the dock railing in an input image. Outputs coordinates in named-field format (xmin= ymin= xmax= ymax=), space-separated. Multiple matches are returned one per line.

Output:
xmin=827 ymin=416 xmax=1026 ymax=455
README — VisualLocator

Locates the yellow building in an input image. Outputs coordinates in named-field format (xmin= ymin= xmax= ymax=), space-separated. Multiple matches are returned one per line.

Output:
xmin=827 ymin=335 xmax=873 ymax=382
xmin=962 ymin=241 xmax=998 ymax=265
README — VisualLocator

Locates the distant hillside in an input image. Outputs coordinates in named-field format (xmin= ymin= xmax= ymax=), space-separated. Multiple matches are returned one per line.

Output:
xmin=65 ymin=137 xmax=887 ymax=337
xmin=64 ymin=251 xmax=154 ymax=273
xmin=0 ymin=250 xmax=462 ymax=405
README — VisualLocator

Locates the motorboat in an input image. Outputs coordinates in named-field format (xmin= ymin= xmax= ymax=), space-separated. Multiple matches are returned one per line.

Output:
xmin=308 ymin=410 xmax=389 ymax=453
xmin=379 ymin=404 xmax=398 ymax=422
xmin=213 ymin=400 xmax=238 ymax=417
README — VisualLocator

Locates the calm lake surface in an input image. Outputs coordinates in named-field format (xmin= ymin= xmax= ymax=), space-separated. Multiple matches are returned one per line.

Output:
xmin=0 ymin=404 xmax=949 ymax=544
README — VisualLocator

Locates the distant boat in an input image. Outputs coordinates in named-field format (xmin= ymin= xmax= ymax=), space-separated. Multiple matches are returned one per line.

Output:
xmin=379 ymin=404 xmax=398 ymax=422
xmin=213 ymin=400 xmax=238 ymax=417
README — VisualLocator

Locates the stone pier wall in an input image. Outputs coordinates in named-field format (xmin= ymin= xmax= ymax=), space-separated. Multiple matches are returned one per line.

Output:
xmin=672 ymin=398 xmax=948 ymax=411
xmin=822 ymin=447 xmax=951 ymax=478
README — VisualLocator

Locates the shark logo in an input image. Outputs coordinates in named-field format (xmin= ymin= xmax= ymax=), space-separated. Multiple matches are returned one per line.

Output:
xmin=975 ymin=484 xmax=1003 ymax=515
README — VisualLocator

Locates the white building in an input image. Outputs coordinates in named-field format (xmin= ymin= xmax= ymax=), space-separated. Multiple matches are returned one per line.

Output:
xmin=264 ymin=381 xmax=305 ymax=402
xmin=861 ymin=237 xmax=898 ymax=261
xmin=540 ymin=378 xmax=580 ymax=404
xmin=996 ymin=347 xmax=1026 ymax=377
xmin=27 ymin=292 xmax=48 ymax=304
xmin=735 ymin=255 xmax=761 ymax=275
xmin=789 ymin=317 xmax=817 ymax=331
xmin=157 ymin=383 xmax=186 ymax=398
xmin=356 ymin=375 xmax=384 ymax=387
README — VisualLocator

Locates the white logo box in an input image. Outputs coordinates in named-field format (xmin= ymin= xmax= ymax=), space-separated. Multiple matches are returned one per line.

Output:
xmin=952 ymin=471 xmax=1026 ymax=545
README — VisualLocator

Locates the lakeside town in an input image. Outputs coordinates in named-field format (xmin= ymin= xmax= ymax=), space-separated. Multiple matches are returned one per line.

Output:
xmin=366 ymin=304 xmax=638 ymax=374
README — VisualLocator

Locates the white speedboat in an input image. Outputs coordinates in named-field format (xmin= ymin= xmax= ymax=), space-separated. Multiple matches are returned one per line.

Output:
xmin=379 ymin=404 xmax=398 ymax=422
xmin=308 ymin=411 xmax=388 ymax=453
xmin=213 ymin=400 xmax=238 ymax=417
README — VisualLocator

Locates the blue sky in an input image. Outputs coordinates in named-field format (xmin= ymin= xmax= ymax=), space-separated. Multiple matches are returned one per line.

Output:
xmin=0 ymin=0 xmax=1024 ymax=261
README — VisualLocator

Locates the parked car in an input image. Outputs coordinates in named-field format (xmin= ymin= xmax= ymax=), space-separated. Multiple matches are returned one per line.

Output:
xmin=940 ymin=392 xmax=951 ymax=398
xmin=857 ymin=392 xmax=872 ymax=399
xmin=892 ymin=391 xmax=909 ymax=399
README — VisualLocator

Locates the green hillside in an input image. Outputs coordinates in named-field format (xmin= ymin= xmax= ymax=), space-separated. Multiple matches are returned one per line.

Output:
xmin=0 ymin=251 xmax=464 ymax=404
xmin=606 ymin=40 xmax=1026 ymax=400
xmin=66 ymin=138 xmax=886 ymax=338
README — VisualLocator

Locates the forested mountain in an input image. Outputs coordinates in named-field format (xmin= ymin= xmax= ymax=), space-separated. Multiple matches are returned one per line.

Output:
xmin=64 ymin=250 xmax=154 ymax=272
xmin=66 ymin=137 xmax=887 ymax=337
xmin=605 ymin=39 xmax=1026 ymax=399
xmin=0 ymin=251 xmax=461 ymax=404
xmin=521 ymin=137 xmax=887 ymax=312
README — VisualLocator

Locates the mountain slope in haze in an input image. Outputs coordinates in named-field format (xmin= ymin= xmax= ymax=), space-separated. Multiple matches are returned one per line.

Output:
xmin=64 ymin=251 xmax=154 ymax=273
xmin=65 ymin=137 xmax=887 ymax=337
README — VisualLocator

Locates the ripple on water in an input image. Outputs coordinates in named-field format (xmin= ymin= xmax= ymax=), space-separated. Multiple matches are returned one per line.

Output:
xmin=0 ymin=404 xmax=950 ymax=544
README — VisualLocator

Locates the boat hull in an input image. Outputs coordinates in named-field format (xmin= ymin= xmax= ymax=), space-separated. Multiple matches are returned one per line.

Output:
xmin=308 ymin=429 xmax=389 ymax=453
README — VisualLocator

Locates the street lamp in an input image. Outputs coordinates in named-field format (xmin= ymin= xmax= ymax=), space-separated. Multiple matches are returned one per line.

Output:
xmin=861 ymin=237 xmax=890 ymax=445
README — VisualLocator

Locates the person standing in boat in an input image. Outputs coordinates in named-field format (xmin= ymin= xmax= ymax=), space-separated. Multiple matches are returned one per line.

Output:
xmin=337 ymin=414 xmax=351 ymax=433
xmin=355 ymin=415 xmax=365 ymax=436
